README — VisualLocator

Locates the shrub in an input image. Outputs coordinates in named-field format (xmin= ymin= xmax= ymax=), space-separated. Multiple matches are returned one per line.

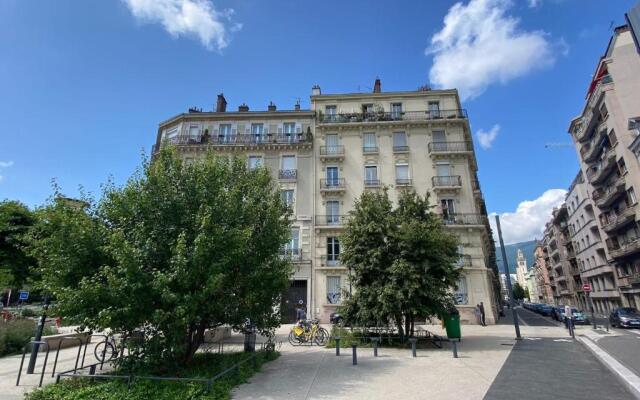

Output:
xmin=0 ymin=319 xmax=36 ymax=356
xmin=21 ymin=308 xmax=37 ymax=317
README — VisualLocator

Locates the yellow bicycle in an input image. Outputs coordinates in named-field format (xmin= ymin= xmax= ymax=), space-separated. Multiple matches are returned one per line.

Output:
xmin=288 ymin=319 xmax=329 ymax=346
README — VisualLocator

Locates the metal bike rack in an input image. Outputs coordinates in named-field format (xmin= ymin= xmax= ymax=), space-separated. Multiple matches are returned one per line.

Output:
xmin=50 ymin=336 xmax=83 ymax=377
xmin=16 ymin=341 xmax=51 ymax=388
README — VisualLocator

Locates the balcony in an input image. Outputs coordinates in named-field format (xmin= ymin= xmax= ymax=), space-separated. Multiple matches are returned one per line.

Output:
xmin=432 ymin=175 xmax=462 ymax=190
xmin=428 ymin=141 xmax=473 ymax=154
xmin=319 ymin=146 xmax=345 ymax=162
xmin=592 ymin=176 xmax=625 ymax=208
xmin=318 ymin=109 xmax=467 ymax=124
xmin=608 ymin=237 xmax=640 ymax=259
xmin=590 ymin=289 xmax=621 ymax=299
xmin=602 ymin=204 xmax=636 ymax=233
xmin=315 ymin=215 xmax=348 ymax=228
xmin=586 ymin=149 xmax=617 ymax=185
xmin=319 ymin=255 xmax=345 ymax=269
xmin=320 ymin=178 xmax=346 ymax=194
xmin=395 ymin=178 xmax=412 ymax=187
xmin=162 ymin=133 xmax=311 ymax=150
xmin=364 ymin=179 xmax=381 ymax=188
xmin=280 ymin=248 xmax=302 ymax=261
xmin=618 ymin=273 xmax=640 ymax=287
xmin=393 ymin=145 xmax=410 ymax=153
xmin=279 ymin=169 xmax=297 ymax=181
xmin=363 ymin=146 xmax=379 ymax=155
xmin=442 ymin=213 xmax=487 ymax=227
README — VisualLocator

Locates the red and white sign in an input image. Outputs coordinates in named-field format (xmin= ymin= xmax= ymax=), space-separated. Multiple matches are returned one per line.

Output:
xmin=582 ymin=283 xmax=592 ymax=292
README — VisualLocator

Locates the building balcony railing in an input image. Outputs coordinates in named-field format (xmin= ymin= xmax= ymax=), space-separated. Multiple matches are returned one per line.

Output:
xmin=395 ymin=178 xmax=412 ymax=187
xmin=393 ymin=145 xmax=410 ymax=153
xmin=315 ymin=215 xmax=349 ymax=227
xmin=320 ymin=255 xmax=344 ymax=268
xmin=428 ymin=141 xmax=472 ymax=153
xmin=586 ymin=149 xmax=617 ymax=185
xmin=279 ymin=169 xmax=297 ymax=181
xmin=319 ymin=109 xmax=467 ymax=124
xmin=363 ymin=146 xmax=379 ymax=154
xmin=602 ymin=204 xmax=636 ymax=233
xmin=432 ymin=175 xmax=462 ymax=188
xmin=319 ymin=146 xmax=345 ymax=161
xmin=364 ymin=179 xmax=381 ymax=187
xmin=618 ymin=273 xmax=640 ymax=287
xmin=320 ymin=178 xmax=345 ymax=192
xmin=162 ymin=133 xmax=310 ymax=148
xmin=592 ymin=176 xmax=625 ymax=208
xmin=280 ymin=248 xmax=302 ymax=260
xmin=442 ymin=213 xmax=487 ymax=226
xmin=608 ymin=237 xmax=640 ymax=259
xmin=581 ymin=264 xmax=614 ymax=279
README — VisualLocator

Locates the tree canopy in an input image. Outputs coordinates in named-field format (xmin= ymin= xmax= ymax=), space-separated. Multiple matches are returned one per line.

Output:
xmin=0 ymin=200 xmax=36 ymax=289
xmin=28 ymin=148 xmax=293 ymax=367
xmin=340 ymin=189 xmax=461 ymax=342
xmin=512 ymin=282 xmax=526 ymax=300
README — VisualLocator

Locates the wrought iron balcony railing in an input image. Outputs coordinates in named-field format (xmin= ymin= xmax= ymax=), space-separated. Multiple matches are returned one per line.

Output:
xmin=393 ymin=145 xmax=410 ymax=153
xmin=320 ymin=178 xmax=345 ymax=190
xmin=364 ymin=179 xmax=381 ymax=187
xmin=320 ymin=255 xmax=342 ymax=267
xmin=315 ymin=215 xmax=349 ymax=226
xmin=279 ymin=169 xmax=297 ymax=180
xmin=319 ymin=146 xmax=345 ymax=156
xmin=280 ymin=247 xmax=302 ymax=260
xmin=432 ymin=176 xmax=462 ymax=187
xmin=442 ymin=213 xmax=487 ymax=226
xmin=395 ymin=178 xmax=412 ymax=186
xmin=319 ymin=109 xmax=467 ymax=124
xmin=363 ymin=146 xmax=379 ymax=154
xmin=428 ymin=141 xmax=472 ymax=153
xmin=162 ymin=133 xmax=310 ymax=147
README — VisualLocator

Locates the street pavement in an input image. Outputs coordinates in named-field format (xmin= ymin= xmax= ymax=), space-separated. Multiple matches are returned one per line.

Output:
xmin=598 ymin=328 xmax=640 ymax=377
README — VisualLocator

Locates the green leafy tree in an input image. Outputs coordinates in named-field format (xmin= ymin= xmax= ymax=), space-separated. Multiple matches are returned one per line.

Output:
xmin=512 ymin=282 xmax=526 ymax=300
xmin=524 ymin=287 xmax=530 ymax=301
xmin=0 ymin=200 xmax=36 ymax=289
xmin=340 ymin=189 xmax=461 ymax=342
xmin=28 ymin=148 xmax=292 ymax=367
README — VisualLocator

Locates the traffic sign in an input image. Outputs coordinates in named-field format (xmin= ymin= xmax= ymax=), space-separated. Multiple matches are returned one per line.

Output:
xmin=18 ymin=291 xmax=29 ymax=301
xmin=582 ymin=283 xmax=591 ymax=292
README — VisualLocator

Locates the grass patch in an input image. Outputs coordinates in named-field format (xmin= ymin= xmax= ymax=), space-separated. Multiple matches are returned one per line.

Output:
xmin=26 ymin=351 xmax=279 ymax=400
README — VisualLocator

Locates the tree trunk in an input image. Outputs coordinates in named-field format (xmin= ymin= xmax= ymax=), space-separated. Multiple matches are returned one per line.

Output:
xmin=395 ymin=315 xmax=404 ymax=343
xmin=182 ymin=323 xmax=207 ymax=365
xmin=410 ymin=316 xmax=415 ymax=337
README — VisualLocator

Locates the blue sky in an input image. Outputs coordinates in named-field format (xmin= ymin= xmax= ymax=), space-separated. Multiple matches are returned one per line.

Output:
xmin=0 ymin=0 xmax=637 ymax=243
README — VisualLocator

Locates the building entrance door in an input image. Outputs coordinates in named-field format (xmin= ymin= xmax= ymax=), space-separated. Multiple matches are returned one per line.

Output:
xmin=281 ymin=280 xmax=308 ymax=323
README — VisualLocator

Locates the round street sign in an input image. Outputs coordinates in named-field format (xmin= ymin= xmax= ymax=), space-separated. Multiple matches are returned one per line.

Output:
xmin=582 ymin=283 xmax=592 ymax=292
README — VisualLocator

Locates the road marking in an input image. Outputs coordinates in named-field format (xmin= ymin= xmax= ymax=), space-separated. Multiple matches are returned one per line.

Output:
xmin=524 ymin=337 xmax=541 ymax=341
xmin=577 ymin=336 xmax=640 ymax=399
xmin=553 ymin=339 xmax=572 ymax=342
xmin=628 ymin=330 xmax=640 ymax=337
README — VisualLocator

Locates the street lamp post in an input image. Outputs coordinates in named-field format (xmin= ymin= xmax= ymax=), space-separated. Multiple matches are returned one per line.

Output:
xmin=495 ymin=216 xmax=521 ymax=340
xmin=27 ymin=296 xmax=50 ymax=374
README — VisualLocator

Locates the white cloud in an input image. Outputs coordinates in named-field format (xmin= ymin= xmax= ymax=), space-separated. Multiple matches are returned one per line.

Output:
xmin=477 ymin=124 xmax=500 ymax=149
xmin=427 ymin=0 xmax=555 ymax=100
xmin=489 ymin=189 xmax=567 ymax=245
xmin=528 ymin=0 xmax=542 ymax=7
xmin=122 ymin=0 xmax=240 ymax=51
xmin=0 ymin=160 xmax=13 ymax=183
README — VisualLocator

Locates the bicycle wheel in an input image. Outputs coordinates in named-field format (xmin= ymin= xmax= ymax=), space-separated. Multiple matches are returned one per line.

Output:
xmin=314 ymin=328 xmax=329 ymax=346
xmin=94 ymin=341 xmax=116 ymax=362
xmin=288 ymin=331 xmax=301 ymax=346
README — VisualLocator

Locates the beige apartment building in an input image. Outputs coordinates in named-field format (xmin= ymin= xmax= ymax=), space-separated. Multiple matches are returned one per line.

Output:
xmin=532 ymin=243 xmax=554 ymax=304
xmin=152 ymin=80 xmax=498 ymax=324
xmin=567 ymin=24 xmax=640 ymax=312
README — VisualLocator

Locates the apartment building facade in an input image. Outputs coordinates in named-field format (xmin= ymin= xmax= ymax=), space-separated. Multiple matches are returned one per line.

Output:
xmin=568 ymin=24 xmax=640 ymax=312
xmin=532 ymin=242 xmax=554 ymax=304
xmin=152 ymin=81 xmax=498 ymax=324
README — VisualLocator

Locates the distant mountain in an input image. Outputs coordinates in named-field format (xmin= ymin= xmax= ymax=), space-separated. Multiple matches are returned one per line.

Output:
xmin=496 ymin=240 xmax=537 ymax=274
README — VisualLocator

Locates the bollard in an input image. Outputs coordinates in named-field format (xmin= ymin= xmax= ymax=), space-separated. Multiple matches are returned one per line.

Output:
xmin=452 ymin=340 xmax=458 ymax=358
xmin=372 ymin=338 xmax=379 ymax=357
xmin=352 ymin=344 xmax=357 ymax=365
xmin=409 ymin=338 xmax=417 ymax=358
xmin=335 ymin=337 xmax=341 ymax=356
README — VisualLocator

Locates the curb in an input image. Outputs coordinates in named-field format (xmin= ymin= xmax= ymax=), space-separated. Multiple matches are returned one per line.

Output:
xmin=577 ymin=335 xmax=640 ymax=400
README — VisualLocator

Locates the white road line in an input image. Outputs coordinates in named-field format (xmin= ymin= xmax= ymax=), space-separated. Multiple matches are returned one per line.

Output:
xmin=628 ymin=330 xmax=640 ymax=337
xmin=578 ymin=336 xmax=640 ymax=400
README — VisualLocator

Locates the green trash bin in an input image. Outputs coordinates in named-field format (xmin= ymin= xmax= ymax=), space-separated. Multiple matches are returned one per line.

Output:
xmin=443 ymin=309 xmax=461 ymax=340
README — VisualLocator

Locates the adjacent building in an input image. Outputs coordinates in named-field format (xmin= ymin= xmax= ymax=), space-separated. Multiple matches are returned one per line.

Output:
xmin=151 ymin=79 xmax=499 ymax=324
xmin=515 ymin=249 xmax=528 ymax=288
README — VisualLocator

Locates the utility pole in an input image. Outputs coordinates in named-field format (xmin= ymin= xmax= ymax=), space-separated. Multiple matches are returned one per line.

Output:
xmin=495 ymin=216 xmax=521 ymax=339
xmin=27 ymin=296 xmax=50 ymax=374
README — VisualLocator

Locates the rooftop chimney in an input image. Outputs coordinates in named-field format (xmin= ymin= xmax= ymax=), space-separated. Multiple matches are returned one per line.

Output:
xmin=294 ymin=99 xmax=300 ymax=111
xmin=268 ymin=101 xmax=276 ymax=112
xmin=238 ymin=103 xmax=249 ymax=112
xmin=216 ymin=93 xmax=227 ymax=112
xmin=373 ymin=78 xmax=381 ymax=93
xmin=311 ymin=84 xmax=321 ymax=96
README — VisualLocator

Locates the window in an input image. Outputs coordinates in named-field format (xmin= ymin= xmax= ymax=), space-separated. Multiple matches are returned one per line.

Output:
xmin=282 ymin=155 xmax=296 ymax=171
xmin=396 ymin=163 xmax=409 ymax=184
xmin=441 ymin=199 xmax=456 ymax=221
xmin=327 ymin=276 xmax=341 ymax=304
xmin=164 ymin=126 xmax=179 ymax=143
xmin=326 ymin=201 xmax=340 ymax=225
xmin=251 ymin=123 xmax=265 ymax=142
xmin=248 ymin=156 xmax=262 ymax=170
xmin=391 ymin=103 xmax=402 ymax=119
xmin=281 ymin=190 xmax=294 ymax=208
xmin=283 ymin=123 xmax=296 ymax=135
xmin=428 ymin=101 xmax=440 ymax=118
xmin=432 ymin=130 xmax=447 ymax=151
xmin=327 ymin=237 xmax=340 ymax=265
xmin=628 ymin=188 xmax=637 ymax=205
xmin=219 ymin=124 xmax=233 ymax=143
xmin=363 ymin=133 xmax=377 ymax=153
xmin=188 ymin=125 xmax=200 ymax=140
xmin=325 ymin=105 xmax=337 ymax=121
xmin=436 ymin=162 xmax=451 ymax=177
xmin=454 ymin=277 xmax=468 ymax=304
xmin=284 ymin=228 xmax=300 ymax=257
xmin=326 ymin=166 xmax=339 ymax=186
xmin=326 ymin=134 xmax=339 ymax=154
xmin=362 ymin=104 xmax=374 ymax=115
xmin=364 ymin=165 xmax=378 ymax=185
xmin=393 ymin=132 xmax=408 ymax=151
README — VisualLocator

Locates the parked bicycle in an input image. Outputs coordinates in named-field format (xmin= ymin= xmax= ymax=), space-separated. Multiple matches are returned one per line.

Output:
xmin=94 ymin=330 xmax=146 ymax=362
xmin=288 ymin=319 xmax=329 ymax=346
